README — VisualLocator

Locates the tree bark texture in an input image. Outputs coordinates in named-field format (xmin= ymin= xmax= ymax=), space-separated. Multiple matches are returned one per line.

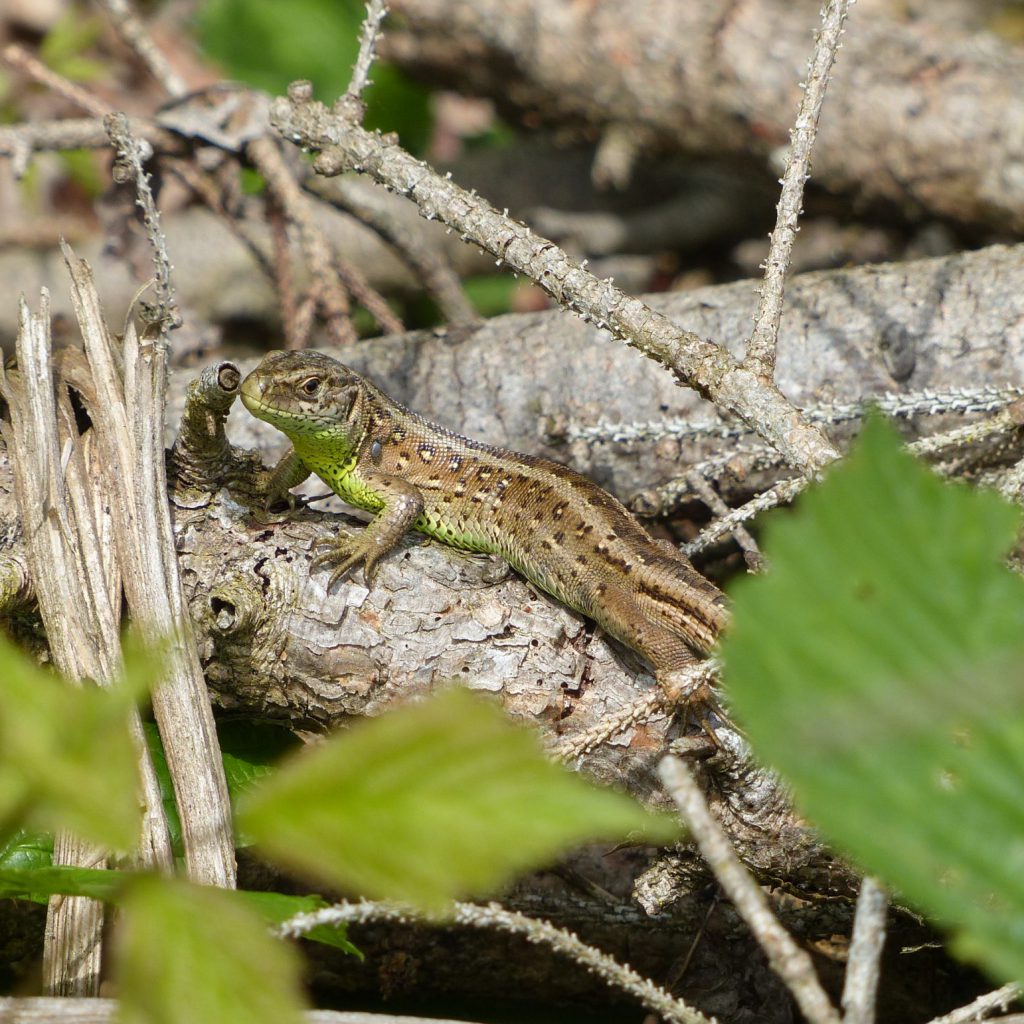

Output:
xmin=385 ymin=0 xmax=1024 ymax=231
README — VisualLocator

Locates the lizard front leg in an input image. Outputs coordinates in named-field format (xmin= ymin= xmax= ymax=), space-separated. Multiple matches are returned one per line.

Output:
xmin=311 ymin=470 xmax=425 ymax=589
xmin=264 ymin=447 xmax=312 ymax=511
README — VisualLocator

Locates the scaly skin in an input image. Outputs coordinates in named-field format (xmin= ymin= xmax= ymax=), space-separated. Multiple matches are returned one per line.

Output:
xmin=240 ymin=351 xmax=728 ymax=687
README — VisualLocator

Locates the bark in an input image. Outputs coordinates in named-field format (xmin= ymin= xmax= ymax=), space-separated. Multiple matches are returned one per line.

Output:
xmin=385 ymin=0 xmax=1024 ymax=230
xmin=218 ymin=242 xmax=1024 ymax=503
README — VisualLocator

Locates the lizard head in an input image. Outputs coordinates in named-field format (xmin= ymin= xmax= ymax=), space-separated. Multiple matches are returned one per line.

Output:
xmin=240 ymin=350 xmax=366 ymax=459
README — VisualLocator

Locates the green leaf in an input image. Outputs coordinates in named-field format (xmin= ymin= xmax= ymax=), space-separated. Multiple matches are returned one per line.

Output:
xmin=239 ymin=688 xmax=679 ymax=910
xmin=196 ymin=0 xmax=431 ymax=150
xmin=722 ymin=415 xmax=1024 ymax=984
xmin=0 ymin=860 xmax=358 ymax=958
xmin=142 ymin=723 xmax=182 ymax=857
xmin=0 ymin=637 xmax=152 ymax=851
xmin=40 ymin=10 xmax=103 ymax=72
xmin=218 ymin=720 xmax=299 ymax=797
xmin=239 ymin=891 xmax=361 ymax=957
xmin=0 ymin=830 xmax=53 ymax=873
xmin=116 ymin=876 xmax=307 ymax=1024
xmin=0 ymin=865 xmax=127 ymax=903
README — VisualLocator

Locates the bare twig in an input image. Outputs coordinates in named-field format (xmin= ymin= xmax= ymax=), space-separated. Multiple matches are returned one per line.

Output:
xmin=924 ymin=984 xmax=1022 ymax=1024
xmin=685 ymin=470 xmax=764 ymax=571
xmin=271 ymin=87 xmax=840 ymax=475
xmin=61 ymin=245 xmax=236 ymax=890
xmin=840 ymin=876 xmax=887 ymax=1024
xmin=333 ymin=256 xmax=405 ymax=335
xmin=277 ymin=900 xmax=716 ymax=1024
xmin=103 ymin=112 xmax=181 ymax=331
xmin=345 ymin=0 xmax=389 ymax=107
xmin=248 ymin=134 xmax=357 ymax=346
xmin=658 ymin=755 xmax=841 ymax=1024
xmin=267 ymin=198 xmax=307 ymax=349
xmin=308 ymin=177 xmax=477 ymax=324
xmin=95 ymin=0 xmax=188 ymax=98
xmin=2 ymin=44 xmax=111 ymax=119
xmin=744 ymin=0 xmax=853 ymax=377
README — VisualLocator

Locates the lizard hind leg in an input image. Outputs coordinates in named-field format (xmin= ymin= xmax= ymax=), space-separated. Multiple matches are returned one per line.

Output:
xmin=591 ymin=585 xmax=722 ymax=740
xmin=591 ymin=584 xmax=699 ymax=681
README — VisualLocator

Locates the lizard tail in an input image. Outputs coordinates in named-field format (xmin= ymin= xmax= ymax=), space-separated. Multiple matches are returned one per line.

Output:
xmin=634 ymin=556 xmax=730 ymax=654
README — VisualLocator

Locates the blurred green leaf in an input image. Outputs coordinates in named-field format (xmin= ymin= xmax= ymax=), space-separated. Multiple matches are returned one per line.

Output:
xmin=0 ymin=865 xmax=127 ymax=903
xmin=239 ymin=891 xmax=361 ymax=956
xmin=723 ymin=415 xmax=1024 ymax=984
xmin=116 ymin=876 xmax=307 ymax=1024
xmin=239 ymin=687 xmax=679 ymax=911
xmin=196 ymin=0 xmax=431 ymax=151
xmin=0 ymin=858 xmax=359 ymax=958
xmin=60 ymin=148 xmax=104 ymax=197
xmin=462 ymin=274 xmax=520 ymax=318
xmin=40 ymin=10 xmax=105 ymax=82
xmin=0 ymin=637 xmax=153 ymax=851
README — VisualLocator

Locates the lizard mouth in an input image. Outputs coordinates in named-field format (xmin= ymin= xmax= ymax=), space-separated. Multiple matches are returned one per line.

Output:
xmin=239 ymin=373 xmax=274 ymax=418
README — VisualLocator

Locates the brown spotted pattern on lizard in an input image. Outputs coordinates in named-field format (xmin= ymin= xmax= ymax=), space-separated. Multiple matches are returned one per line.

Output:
xmin=240 ymin=350 xmax=728 ymax=687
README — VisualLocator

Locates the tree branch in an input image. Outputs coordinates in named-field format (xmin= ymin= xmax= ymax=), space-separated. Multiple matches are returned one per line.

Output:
xmin=271 ymin=87 xmax=839 ymax=475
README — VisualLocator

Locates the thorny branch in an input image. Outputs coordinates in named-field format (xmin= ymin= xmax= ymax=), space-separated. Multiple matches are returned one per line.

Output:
xmin=276 ymin=900 xmax=715 ymax=1024
xmin=271 ymin=87 xmax=840 ymax=476
xmin=103 ymin=112 xmax=181 ymax=331
xmin=564 ymin=385 xmax=1024 ymax=446
xmin=345 ymin=0 xmax=389 ymax=108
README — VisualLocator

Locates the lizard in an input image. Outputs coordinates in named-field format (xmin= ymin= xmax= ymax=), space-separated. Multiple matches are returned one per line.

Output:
xmin=239 ymin=350 xmax=729 ymax=697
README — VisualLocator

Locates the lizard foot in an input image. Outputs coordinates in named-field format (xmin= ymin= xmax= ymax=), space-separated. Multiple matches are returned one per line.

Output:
xmin=310 ymin=531 xmax=383 ymax=590
xmin=658 ymin=666 xmax=734 ymax=753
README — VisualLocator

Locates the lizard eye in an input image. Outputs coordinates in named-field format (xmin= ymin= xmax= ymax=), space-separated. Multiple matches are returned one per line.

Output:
xmin=300 ymin=376 xmax=322 ymax=396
